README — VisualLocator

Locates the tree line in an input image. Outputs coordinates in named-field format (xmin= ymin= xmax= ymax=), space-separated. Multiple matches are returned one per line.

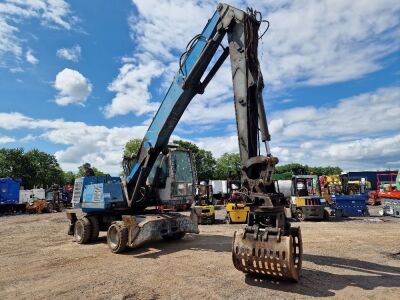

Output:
xmin=0 ymin=148 xmax=108 ymax=189
xmin=0 ymin=141 xmax=342 ymax=188
xmin=172 ymin=140 xmax=342 ymax=181
xmin=123 ymin=139 xmax=342 ymax=182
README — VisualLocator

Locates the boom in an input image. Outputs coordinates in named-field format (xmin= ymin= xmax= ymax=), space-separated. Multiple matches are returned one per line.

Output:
xmin=122 ymin=3 xmax=303 ymax=281
xmin=127 ymin=3 xmax=275 ymax=209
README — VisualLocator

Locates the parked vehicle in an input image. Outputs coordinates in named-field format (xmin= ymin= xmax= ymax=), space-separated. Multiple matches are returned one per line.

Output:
xmin=375 ymin=172 xmax=400 ymax=217
xmin=193 ymin=182 xmax=215 ymax=224
xmin=225 ymin=191 xmax=249 ymax=224
xmin=368 ymin=172 xmax=400 ymax=214
xmin=0 ymin=178 xmax=25 ymax=214
xmin=285 ymin=175 xmax=329 ymax=221
xmin=329 ymin=175 xmax=369 ymax=217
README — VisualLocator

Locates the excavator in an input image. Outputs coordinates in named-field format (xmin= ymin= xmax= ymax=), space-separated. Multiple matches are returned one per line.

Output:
xmin=67 ymin=3 xmax=302 ymax=282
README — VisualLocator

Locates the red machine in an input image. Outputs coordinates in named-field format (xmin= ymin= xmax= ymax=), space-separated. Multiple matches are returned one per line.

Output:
xmin=368 ymin=172 xmax=400 ymax=205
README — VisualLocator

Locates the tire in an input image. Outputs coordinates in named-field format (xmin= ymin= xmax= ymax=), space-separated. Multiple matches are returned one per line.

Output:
xmin=87 ymin=215 xmax=100 ymax=242
xmin=335 ymin=209 xmax=343 ymax=219
xmin=74 ymin=217 xmax=92 ymax=244
xmin=107 ymin=223 xmax=128 ymax=253
xmin=225 ymin=215 xmax=231 ymax=224
xmin=247 ymin=212 xmax=255 ymax=226
xmin=295 ymin=209 xmax=304 ymax=221
xmin=335 ymin=208 xmax=343 ymax=220
xmin=323 ymin=209 xmax=330 ymax=221
xmin=162 ymin=232 xmax=185 ymax=241
xmin=46 ymin=203 xmax=54 ymax=213
xmin=57 ymin=202 xmax=65 ymax=212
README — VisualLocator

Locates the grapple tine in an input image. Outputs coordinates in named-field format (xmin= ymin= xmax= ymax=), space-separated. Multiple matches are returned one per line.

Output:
xmin=232 ymin=226 xmax=303 ymax=282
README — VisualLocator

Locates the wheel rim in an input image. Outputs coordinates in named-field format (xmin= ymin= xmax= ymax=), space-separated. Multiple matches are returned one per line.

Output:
xmin=108 ymin=226 xmax=119 ymax=249
xmin=75 ymin=222 xmax=83 ymax=241
xmin=297 ymin=211 xmax=303 ymax=220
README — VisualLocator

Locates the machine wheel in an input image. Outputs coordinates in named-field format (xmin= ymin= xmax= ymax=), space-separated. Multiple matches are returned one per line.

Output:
xmin=335 ymin=209 xmax=343 ymax=219
xmin=225 ymin=215 xmax=231 ymax=224
xmin=323 ymin=209 xmax=330 ymax=221
xmin=57 ymin=202 xmax=65 ymax=212
xmin=107 ymin=223 xmax=128 ymax=253
xmin=162 ymin=232 xmax=185 ymax=241
xmin=46 ymin=203 xmax=54 ymax=213
xmin=247 ymin=212 xmax=255 ymax=226
xmin=87 ymin=216 xmax=100 ymax=241
xmin=295 ymin=209 xmax=304 ymax=221
xmin=74 ymin=217 xmax=92 ymax=244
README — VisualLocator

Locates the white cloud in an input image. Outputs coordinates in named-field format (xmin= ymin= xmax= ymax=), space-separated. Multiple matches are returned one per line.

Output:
xmin=9 ymin=66 xmax=23 ymax=73
xmin=102 ymin=0 xmax=217 ymax=119
xmin=258 ymin=0 xmax=400 ymax=88
xmin=25 ymin=49 xmax=38 ymax=64
xmin=40 ymin=0 xmax=76 ymax=30
xmin=20 ymin=134 xmax=36 ymax=142
xmin=0 ymin=135 xmax=15 ymax=144
xmin=300 ymin=142 xmax=313 ymax=150
xmin=0 ymin=0 xmax=76 ymax=67
xmin=195 ymin=135 xmax=239 ymax=158
xmin=53 ymin=68 xmax=92 ymax=106
xmin=270 ymin=87 xmax=400 ymax=140
xmin=56 ymin=45 xmax=81 ymax=62
xmin=0 ymin=112 xmax=186 ymax=174
xmin=192 ymin=133 xmax=400 ymax=171
xmin=0 ymin=112 xmax=148 ymax=174
xmin=188 ymin=86 xmax=400 ymax=171
xmin=320 ymin=135 xmax=400 ymax=162
xmin=0 ymin=17 xmax=21 ymax=60
xmin=104 ymin=0 xmax=400 ymax=119
xmin=103 ymin=61 xmax=163 ymax=118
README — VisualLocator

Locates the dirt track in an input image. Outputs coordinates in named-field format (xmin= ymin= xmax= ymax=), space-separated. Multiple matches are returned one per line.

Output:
xmin=0 ymin=208 xmax=399 ymax=299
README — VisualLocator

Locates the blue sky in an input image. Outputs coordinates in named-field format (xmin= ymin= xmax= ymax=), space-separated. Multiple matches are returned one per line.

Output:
xmin=0 ymin=0 xmax=399 ymax=175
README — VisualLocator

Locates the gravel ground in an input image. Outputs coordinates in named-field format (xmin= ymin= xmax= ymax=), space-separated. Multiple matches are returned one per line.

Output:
xmin=0 ymin=207 xmax=399 ymax=299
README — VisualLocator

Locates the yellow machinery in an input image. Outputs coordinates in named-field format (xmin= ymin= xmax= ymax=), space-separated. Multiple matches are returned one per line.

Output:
xmin=225 ymin=202 xmax=249 ymax=224
xmin=289 ymin=175 xmax=328 ymax=221
xmin=193 ymin=183 xmax=215 ymax=224
xmin=224 ymin=191 xmax=250 ymax=224
xmin=194 ymin=203 xmax=215 ymax=224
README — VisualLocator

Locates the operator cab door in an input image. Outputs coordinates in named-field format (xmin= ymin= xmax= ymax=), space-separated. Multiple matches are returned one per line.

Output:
xmin=147 ymin=150 xmax=196 ymax=203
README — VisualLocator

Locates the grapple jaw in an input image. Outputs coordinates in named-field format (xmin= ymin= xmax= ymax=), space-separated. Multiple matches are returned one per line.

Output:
xmin=232 ymin=226 xmax=302 ymax=282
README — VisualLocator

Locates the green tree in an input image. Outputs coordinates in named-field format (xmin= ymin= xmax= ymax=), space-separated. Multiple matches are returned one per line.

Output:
xmin=173 ymin=140 xmax=216 ymax=181
xmin=0 ymin=148 xmax=35 ymax=188
xmin=77 ymin=163 xmax=109 ymax=177
xmin=275 ymin=163 xmax=309 ymax=175
xmin=0 ymin=148 xmax=65 ymax=189
xmin=121 ymin=139 xmax=142 ymax=176
xmin=25 ymin=149 xmax=64 ymax=188
xmin=124 ymin=138 xmax=142 ymax=158
xmin=63 ymin=171 xmax=76 ymax=184
xmin=214 ymin=153 xmax=241 ymax=180
xmin=273 ymin=163 xmax=342 ymax=180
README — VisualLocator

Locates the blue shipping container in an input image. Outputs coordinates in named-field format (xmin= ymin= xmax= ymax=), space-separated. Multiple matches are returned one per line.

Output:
xmin=0 ymin=178 xmax=21 ymax=205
